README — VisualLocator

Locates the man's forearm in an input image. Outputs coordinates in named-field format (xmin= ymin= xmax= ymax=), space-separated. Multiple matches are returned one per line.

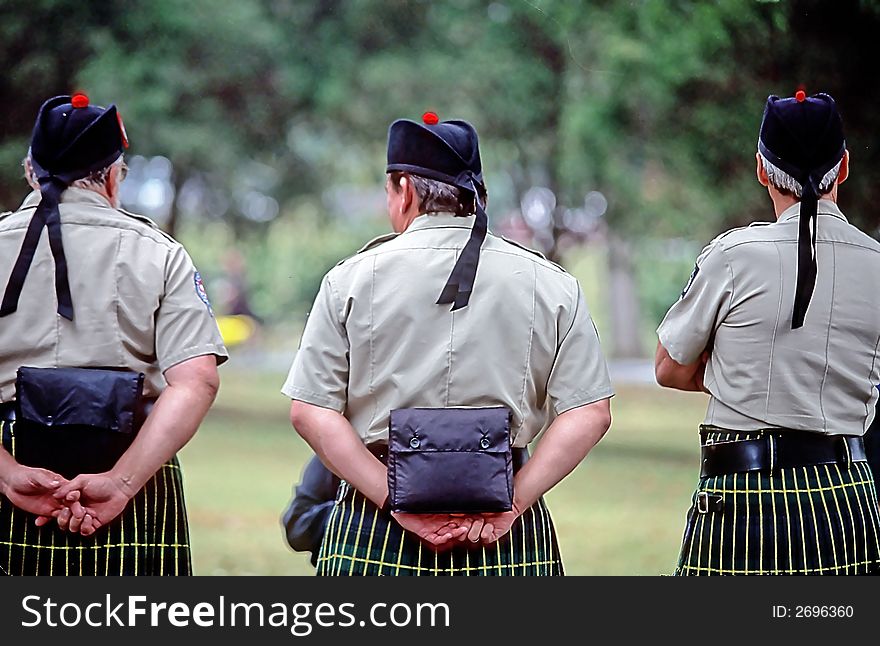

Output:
xmin=0 ymin=447 xmax=18 ymax=495
xmin=511 ymin=400 xmax=612 ymax=512
xmin=654 ymin=343 xmax=705 ymax=391
xmin=109 ymin=376 xmax=217 ymax=496
xmin=290 ymin=402 xmax=387 ymax=508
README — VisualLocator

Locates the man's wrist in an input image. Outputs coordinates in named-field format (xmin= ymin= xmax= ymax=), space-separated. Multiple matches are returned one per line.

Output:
xmin=0 ymin=455 xmax=17 ymax=496
xmin=511 ymin=496 xmax=529 ymax=516
xmin=108 ymin=469 xmax=140 ymax=499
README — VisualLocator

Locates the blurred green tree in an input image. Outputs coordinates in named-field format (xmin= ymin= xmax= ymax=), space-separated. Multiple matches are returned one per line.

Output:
xmin=1 ymin=0 xmax=877 ymax=351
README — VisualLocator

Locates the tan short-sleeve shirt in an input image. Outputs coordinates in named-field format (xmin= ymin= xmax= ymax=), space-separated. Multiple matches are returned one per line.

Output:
xmin=0 ymin=188 xmax=228 ymax=400
xmin=282 ymin=212 xmax=614 ymax=447
xmin=658 ymin=200 xmax=880 ymax=436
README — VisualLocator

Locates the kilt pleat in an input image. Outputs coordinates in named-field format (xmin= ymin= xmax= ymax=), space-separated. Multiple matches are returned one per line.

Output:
xmin=676 ymin=428 xmax=880 ymax=575
xmin=316 ymin=482 xmax=563 ymax=576
xmin=0 ymin=419 xmax=191 ymax=576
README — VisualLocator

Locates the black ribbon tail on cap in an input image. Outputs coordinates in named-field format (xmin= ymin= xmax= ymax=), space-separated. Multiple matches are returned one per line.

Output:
xmin=0 ymin=178 xmax=73 ymax=320
xmin=436 ymin=174 xmax=487 ymax=311
xmin=791 ymin=177 xmax=819 ymax=330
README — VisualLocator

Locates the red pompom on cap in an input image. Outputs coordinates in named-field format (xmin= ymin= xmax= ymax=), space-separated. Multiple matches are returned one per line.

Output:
xmin=422 ymin=111 xmax=439 ymax=125
xmin=795 ymin=90 xmax=806 ymax=103
xmin=71 ymin=93 xmax=90 ymax=109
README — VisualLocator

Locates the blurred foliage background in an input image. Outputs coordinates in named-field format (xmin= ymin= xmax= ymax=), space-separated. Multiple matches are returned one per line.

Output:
xmin=2 ymin=0 xmax=878 ymax=355
xmin=1 ymin=0 xmax=878 ymax=574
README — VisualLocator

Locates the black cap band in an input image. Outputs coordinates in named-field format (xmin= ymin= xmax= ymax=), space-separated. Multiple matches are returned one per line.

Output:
xmin=0 ymin=95 xmax=126 ymax=321
xmin=791 ymin=176 xmax=819 ymax=330
xmin=387 ymin=117 xmax=486 ymax=311
xmin=435 ymin=172 xmax=487 ymax=310
xmin=757 ymin=92 xmax=845 ymax=329
xmin=0 ymin=177 xmax=73 ymax=320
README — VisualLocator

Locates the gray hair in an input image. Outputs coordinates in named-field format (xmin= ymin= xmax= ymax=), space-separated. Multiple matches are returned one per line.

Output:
xmin=22 ymin=151 xmax=123 ymax=190
xmin=71 ymin=157 xmax=125 ymax=190
xmin=758 ymin=151 xmax=842 ymax=198
xmin=389 ymin=171 xmax=487 ymax=216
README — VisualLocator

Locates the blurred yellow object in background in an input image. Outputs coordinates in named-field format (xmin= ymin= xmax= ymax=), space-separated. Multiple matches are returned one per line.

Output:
xmin=216 ymin=314 xmax=257 ymax=347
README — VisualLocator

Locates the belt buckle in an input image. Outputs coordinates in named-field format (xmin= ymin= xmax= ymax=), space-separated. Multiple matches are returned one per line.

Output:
xmin=697 ymin=491 xmax=710 ymax=514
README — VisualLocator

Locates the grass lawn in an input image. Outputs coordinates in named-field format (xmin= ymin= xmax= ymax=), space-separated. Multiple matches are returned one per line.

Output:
xmin=180 ymin=367 xmax=709 ymax=576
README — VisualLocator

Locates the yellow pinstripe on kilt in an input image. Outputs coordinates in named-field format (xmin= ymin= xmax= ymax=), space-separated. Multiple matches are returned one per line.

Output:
xmin=316 ymin=482 xmax=564 ymax=576
xmin=0 ymin=420 xmax=191 ymax=576
xmin=676 ymin=428 xmax=880 ymax=575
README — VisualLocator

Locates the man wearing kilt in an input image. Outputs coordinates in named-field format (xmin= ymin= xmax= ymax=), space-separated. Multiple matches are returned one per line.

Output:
xmin=656 ymin=91 xmax=880 ymax=575
xmin=282 ymin=112 xmax=613 ymax=575
xmin=0 ymin=94 xmax=227 ymax=575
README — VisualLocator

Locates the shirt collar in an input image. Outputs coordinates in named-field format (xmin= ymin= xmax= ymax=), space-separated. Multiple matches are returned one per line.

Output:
xmin=403 ymin=212 xmax=477 ymax=234
xmin=60 ymin=187 xmax=113 ymax=208
xmin=19 ymin=187 xmax=113 ymax=210
xmin=778 ymin=199 xmax=847 ymax=224
xmin=18 ymin=190 xmax=41 ymax=209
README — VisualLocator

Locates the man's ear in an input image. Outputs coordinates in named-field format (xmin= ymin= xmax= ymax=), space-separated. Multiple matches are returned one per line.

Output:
xmin=402 ymin=175 xmax=416 ymax=212
xmin=106 ymin=164 xmax=121 ymax=202
xmin=837 ymin=150 xmax=849 ymax=186
xmin=23 ymin=158 xmax=39 ymax=191
xmin=755 ymin=152 xmax=770 ymax=187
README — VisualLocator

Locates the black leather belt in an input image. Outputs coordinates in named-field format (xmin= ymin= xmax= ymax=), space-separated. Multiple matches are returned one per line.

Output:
xmin=367 ymin=442 xmax=530 ymax=473
xmin=700 ymin=432 xmax=866 ymax=478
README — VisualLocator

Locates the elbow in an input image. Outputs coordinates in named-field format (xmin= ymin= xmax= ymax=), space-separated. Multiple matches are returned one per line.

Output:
xmin=189 ymin=364 xmax=220 ymax=403
xmin=581 ymin=399 xmax=612 ymax=440
xmin=203 ymin=369 xmax=220 ymax=402
xmin=595 ymin=407 xmax=612 ymax=439
xmin=289 ymin=400 xmax=311 ymax=431
xmin=655 ymin=366 xmax=673 ymax=388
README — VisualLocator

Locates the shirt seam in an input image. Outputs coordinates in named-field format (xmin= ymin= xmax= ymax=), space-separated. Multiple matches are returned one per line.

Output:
xmin=0 ymin=217 xmax=177 ymax=248
xmin=764 ymin=243 xmax=785 ymax=419
xmin=817 ymin=243 xmax=837 ymax=433
xmin=514 ymin=262 xmax=538 ymax=444
xmin=282 ymin=386 xmax=345 ymax=412
xmin=114 ymin=232 xmax=124 ymax=366
xmin=337 ymin=244 xmax=569 ymax=275
xmin=554 ymin=386 xmax=615 ymax=416
xmin=325 ymin=273 xmax=346 ymax=335
xmin=720 ymin=237 xmax=880 ymax=254
xmin=544 ymin=280 xmax=582 ymax=410
xmin=866 ymin=335 xmax=880 ymax=430
xmin=445 ymin=263 xmax=455 ymax=407
xmin=159 ymin=343 xmax=229 ymax=373
xmin=368 ymin=255 xmax=377 ymax=431
xmin=717 ymin=245 xmax=735 ymax=328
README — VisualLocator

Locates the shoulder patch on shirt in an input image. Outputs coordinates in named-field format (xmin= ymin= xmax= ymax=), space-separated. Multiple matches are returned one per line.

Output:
xmin=194 ymin=271 xmax=214 ymax=315
xmin=680 ymin=263 xmax=700 ymax=298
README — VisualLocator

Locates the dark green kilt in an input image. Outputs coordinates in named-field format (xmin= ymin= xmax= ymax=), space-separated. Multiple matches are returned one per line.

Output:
xmin=676 ymin=428 xmax=880 ymax=575
xmin=317 ymin=482 xmax=563 ymax=576
xmin=0 ymin=419 xmax=191 ymax=576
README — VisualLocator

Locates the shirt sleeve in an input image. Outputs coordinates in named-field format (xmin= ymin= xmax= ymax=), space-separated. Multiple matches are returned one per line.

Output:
xmin=546 ymin=281 xmax=615 ymax=415
xmin=155 ymin=245 xmax=229 ymax=372
xmin=657 ymin=241 xmax=733 ymax=365
xmin=281 ymin=272 xmax=350 ymax=412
